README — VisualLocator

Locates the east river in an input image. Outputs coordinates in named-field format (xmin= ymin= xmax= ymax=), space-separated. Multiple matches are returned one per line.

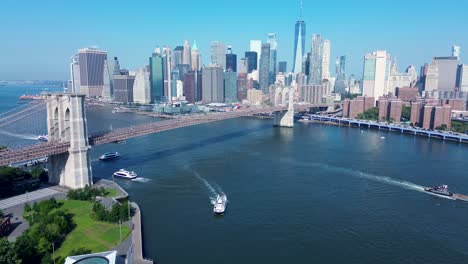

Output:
xmin=2 ymin=85 xmax=468 ymax=263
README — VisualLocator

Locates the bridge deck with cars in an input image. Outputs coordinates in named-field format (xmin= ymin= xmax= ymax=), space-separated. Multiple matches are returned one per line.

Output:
xmin=0 ymin=106 xmax=293 ymax=166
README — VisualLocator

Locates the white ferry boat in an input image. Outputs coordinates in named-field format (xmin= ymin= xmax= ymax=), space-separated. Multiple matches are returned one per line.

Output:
xmin=99 ymin=152 xmax=120 ymax=161
xmin=113 ymin=169 xmax=138 ymax=180
xmin=37 ymin=135 xmax=48 ymax=142
xmin=213 ymin=195 xmax=227 ymax=215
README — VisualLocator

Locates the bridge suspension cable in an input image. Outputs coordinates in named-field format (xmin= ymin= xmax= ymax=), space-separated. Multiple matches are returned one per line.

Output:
xmin=0 ymin=100 xmax=41 ymax=117
xmin=0 ymin=101 xmax=45 ymax=123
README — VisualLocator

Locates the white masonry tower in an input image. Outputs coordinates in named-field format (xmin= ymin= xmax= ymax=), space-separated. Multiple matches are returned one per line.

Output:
xmin=46 ymin=94 xmax=93 ymax=189
xmin=273 ymin=86 xmax=295 ymax=128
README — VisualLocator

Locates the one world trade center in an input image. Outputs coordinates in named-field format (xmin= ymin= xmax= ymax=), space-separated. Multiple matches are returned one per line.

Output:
xmin=292 ymin=1 xmax=306 ymax=73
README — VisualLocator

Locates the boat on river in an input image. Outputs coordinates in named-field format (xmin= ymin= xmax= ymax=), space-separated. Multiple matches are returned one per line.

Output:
xmin=424 ymin=185 xmax=454 ymax=198
xmin=113 ymin=169 xmax=138 ymax=180
xmin=213 ymin=195 xmax=227 ymax=214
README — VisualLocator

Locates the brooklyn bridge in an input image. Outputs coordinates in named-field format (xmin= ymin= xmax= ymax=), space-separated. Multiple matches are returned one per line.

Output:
xmin=0 ymin=91 xmax=321 ymax=189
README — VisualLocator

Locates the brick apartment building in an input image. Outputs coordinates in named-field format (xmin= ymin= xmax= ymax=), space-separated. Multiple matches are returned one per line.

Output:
xmin=378 ymin=97 xmax=403 ymax=122
xmin=343 ymin=96 xmax=375 ymax=118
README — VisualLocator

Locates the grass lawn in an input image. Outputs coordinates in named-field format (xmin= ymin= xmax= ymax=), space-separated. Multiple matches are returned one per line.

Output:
xmin=104 ymin=188 xmax=120 ymax=198
xmin=55 ymin=200 xmax=131 ymax=258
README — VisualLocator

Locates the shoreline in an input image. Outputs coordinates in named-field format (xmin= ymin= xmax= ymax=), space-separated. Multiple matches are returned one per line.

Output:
xmin=0 ymin=179 xmax=153 ymax=263
xmin=299 ymin=119 xmax=468 ymax=144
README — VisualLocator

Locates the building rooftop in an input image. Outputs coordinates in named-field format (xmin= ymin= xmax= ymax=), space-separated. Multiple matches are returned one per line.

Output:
xmin=65 ymin=250 xmax=119 ymax=264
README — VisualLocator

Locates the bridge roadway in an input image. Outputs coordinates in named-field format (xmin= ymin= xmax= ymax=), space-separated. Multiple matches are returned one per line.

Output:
xmin=308 ymin=114 xmax=468 ymax=143
xmin=0 ymin=105 xmax=295 ymax=166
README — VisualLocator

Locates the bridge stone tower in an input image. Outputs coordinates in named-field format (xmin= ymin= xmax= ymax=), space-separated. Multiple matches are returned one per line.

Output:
xmin=273 ymin=87 xmax=294 ymax=128
xmin=46 ymin=94 xmax=93 ymax=189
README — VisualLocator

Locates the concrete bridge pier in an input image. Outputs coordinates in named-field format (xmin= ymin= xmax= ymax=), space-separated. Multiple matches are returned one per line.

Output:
xmin=273 ymin=87 xmax=294 ymax=128
xmin=46 ymin=94 xmax=93 ymax=189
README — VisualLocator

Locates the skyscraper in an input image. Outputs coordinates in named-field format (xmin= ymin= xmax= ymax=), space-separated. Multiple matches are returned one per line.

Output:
xmin=183 ymin=40 xmax=192 ymax=69
xmin=259 ymin=43 xmax=271 ymax=93
xmin=149 ymin=49 xmax=164 ymax=102
xmin=224 ymin=71 xmax=238 ymax=103
xmin=114 ymin=72 xmax=135 ymax=103
xmin=226 ymin=46 xmax=237 ymax=72
xmin=245 ymin=51 xmax=258 ymax=73
xmin=250 ymin=40 xmax=262 ymax=67
xmin=78 ymin=47 xmax=107 ymax=97
xmin=210 ymin=41 xmax=226 ymax=69
xmin=292 ymin=1 xmax=306 ymax=73
xmin=162 ymin=47 xmax=172 ymax=100
xmin=191 ymin=41 xmax=201 ymax=71
xmin=184 ymin=72 xmax=196 ymax=103
xmin=362 ymin=51 xmax=392 ymax=103
xmin=102 ymin=59 xmax=112 ymax=99
xmin=334 ymin=55 xmax=347 ymax=94
xmin=237 ymin=73 xmax=248 ymax=101
xmin=132 ymin=68 xmax=151 ymax=104
xmin=457 ymin=64 xmax=468 ymax=92
xmin=171 ymin=70 xmax=179 ymax=99
xmin=202 ymin=66 xmax=224 ymax=103
xmin=173 ymin=46 xmax=184 ymax=68
xmin=336 ymin=56 xmax=346 ymax=78
xmin=309 ymin=34 xmax=323 ymax=84
xmin=431 ymin=56 xmax=461 ymax=91
xmin=321 ymin=39 xmax=331 ymax=80
xmin=278 ymin=61 xmax=288 ymax=73
xmin=238 ymin=58 xmax=248 ymax=74
xmin=267 ymin=33 xmax=278 ymax=84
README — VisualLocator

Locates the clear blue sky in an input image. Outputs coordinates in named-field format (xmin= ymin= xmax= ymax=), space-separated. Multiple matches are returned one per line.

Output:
xmin=1 ymin=0 xmax=467 ymax=80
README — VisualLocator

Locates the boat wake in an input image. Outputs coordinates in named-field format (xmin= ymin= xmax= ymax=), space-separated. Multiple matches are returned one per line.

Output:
xmin=280 ymin=158 xmax=427 ymax=195
xmin=192 ymin=171 xmax=226 ymax=204
xmin=132 ymin=177 xmax=151 ymax=183
xmin=0 ymin=130 xmax=38 ymax=140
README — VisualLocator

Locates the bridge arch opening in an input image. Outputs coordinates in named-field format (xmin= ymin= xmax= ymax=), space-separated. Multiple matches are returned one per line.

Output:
xmin=64 ymin=108 xmax=70 ymax=141
xmin=284 ymin=91 xmax=289 ymax=105
xmin=276 ymin=92 xmax=283 ymax=106
xmin=52 ymin=107 xmax=59 ymax=139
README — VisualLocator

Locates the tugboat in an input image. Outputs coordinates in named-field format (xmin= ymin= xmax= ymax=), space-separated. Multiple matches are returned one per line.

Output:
xmin=99 ymin=152 xmax=120 ymax=161
xmin=424 ymin=185 xmax=454 ymax=198
xmin=113 ymin=169 xmax=138 ymax=180
xmin=213 ymin=195 xmax=227 ymax=215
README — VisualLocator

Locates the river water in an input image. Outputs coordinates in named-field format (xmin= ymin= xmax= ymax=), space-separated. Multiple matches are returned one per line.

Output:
xmin=2 ymin=85 xmax=468 ymax=263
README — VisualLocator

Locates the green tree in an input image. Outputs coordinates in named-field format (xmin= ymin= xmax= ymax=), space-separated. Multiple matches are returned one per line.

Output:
xmin=15 ymin=232 xmax=41 ymax=264
xmin=357 ymin=107 xmax=379 ymax=121
xmin=0 ymin=146 xmax=6 ymax=151
xmin=452 ymin=121 xmax=468 ymax=134
xmin=435 ymin=124 xmax=448 ymax=131
xmin=36 ymin=237 xmax=51 ymax=256
xmin=40 ymin=253 xmax=54 ymax=264
xmin=31 ymin=167 xmax=48 ymax=182
xmin=401 ymin=106 xmax=411 ymax=121
xmin=24 ymin=203 xmax=31 ymax=214
xmin=0 ymin=238 xmax=20 ymax=264
xmin=110 ymin=204 xmax=121 ymax=222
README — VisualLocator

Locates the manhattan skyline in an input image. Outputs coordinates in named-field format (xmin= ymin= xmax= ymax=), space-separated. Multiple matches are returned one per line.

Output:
xmin=1 ymin=0 xmax=467 ymax=80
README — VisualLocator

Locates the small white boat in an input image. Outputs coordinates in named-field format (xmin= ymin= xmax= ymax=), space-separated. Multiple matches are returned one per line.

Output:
xmin=99 ymin=152 xmax=120 ymax=161
xmin=213 ymin=195 xmax=227 ymax=215
xmin=380 ymin=136 xmax=386 ymax=139
xmin=113 ymin=169 xmax=138 ymax=180
xmin=37 ymin=135 xmax=48 ymax=142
